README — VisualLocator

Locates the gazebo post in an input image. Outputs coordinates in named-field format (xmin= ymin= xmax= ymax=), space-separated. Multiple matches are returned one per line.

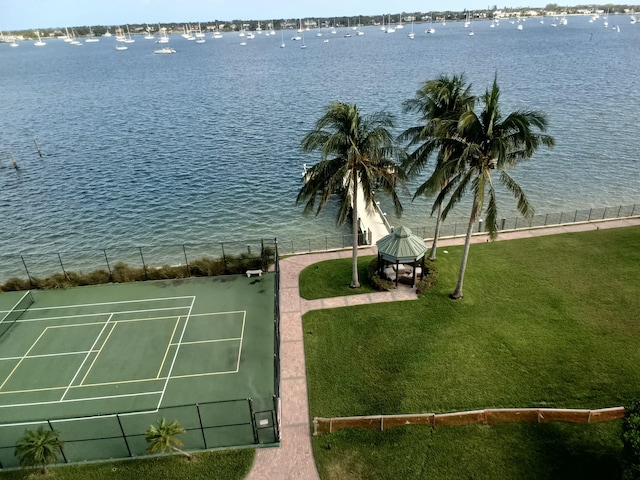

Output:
xmin=395 ymin=260 xmax=399 ymax=288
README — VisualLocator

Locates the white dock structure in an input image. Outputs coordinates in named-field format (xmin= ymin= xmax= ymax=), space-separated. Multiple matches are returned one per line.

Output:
xmin=356 ymin=184 xmax=392 ymax=245
xmin=302 ymin=164 xmax=392 ymax=246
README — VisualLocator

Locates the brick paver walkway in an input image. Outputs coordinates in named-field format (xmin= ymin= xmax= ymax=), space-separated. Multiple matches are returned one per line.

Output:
xmin=246 ymin=217 xmax=640 ymax=480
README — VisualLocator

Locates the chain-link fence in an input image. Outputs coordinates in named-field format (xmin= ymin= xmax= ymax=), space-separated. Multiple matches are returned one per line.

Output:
xmin=0 ymin=396 xmax=279 ymax=468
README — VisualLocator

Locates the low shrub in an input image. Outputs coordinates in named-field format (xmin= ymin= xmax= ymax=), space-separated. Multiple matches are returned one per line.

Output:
xmin=623 ymin=399 xmax=640 ymax=480
xmin=0 ymin=277 xmax=32 ymax=292
xmin=415 ymin=259 xmax=438 ymax=295
xmin=367 ymin=259 xmax=395 ymax=291
xmin=189 ymin=257 xmax=226 ymax=277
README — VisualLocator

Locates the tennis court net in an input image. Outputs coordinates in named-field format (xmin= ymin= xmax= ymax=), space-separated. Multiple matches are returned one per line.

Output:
xmin=0 ymin=291 xmax=34 ymax=340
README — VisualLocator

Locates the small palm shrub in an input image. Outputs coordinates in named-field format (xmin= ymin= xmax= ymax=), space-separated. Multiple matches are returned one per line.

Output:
xmin=15 ymin=426 xmax=64 ymax=474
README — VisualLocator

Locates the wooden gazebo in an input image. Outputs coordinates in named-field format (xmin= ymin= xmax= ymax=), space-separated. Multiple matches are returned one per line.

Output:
xmin=376 ymin=226 xmax=428 ymax=288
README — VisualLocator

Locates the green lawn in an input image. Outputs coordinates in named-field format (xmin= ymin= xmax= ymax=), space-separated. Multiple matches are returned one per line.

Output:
xmin=299 ymin=255 xmax=377 ymax=300
xmin=302 ymin=226 xmax=640 ymax=479
xmin=0 ymin=449 xmax=254 ymax=479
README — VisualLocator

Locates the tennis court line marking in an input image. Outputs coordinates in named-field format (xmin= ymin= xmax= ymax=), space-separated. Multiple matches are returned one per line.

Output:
xmin=0 ymin=327 xmax=50 ymax=391
xmin=156 ymin=317 xmax=182 ymax=378
xmin=0 ymin=350 xmax=99 ymax=362
xmin=171 ymin=338 xmax=241 ymax=346
xmin=236 ymin=311 xmax=246 ymax=372
xmin=0 ymin=390 xmax=163 ymax=409
xmin=0 ymin=291 xmax=32 ymax=323
xmin=60 ymin=314 xmax=114 ymax=402
xmin=17 ymin=308 xmax=188 ymax=324
xmin=25 ymin=295 xmax=198 ymax=312
xmin=156 ymin=296 xmax=195 ymax=410
xmin=79 ymin=322 xmax=118 ymax=386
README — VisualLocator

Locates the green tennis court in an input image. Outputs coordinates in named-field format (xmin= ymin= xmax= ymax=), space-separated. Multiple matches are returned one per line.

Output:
xmin=0 ymin=274 xmax=278 ymax=466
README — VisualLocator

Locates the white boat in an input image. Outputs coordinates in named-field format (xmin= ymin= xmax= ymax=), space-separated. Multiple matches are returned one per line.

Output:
xmin=103 ymin=29 xmax=112 ymax=37
xmin=408 ymin=21 xmax=415 ymax=39
xmin=396 ymin=15 xmax=404 ymax=29
xmin=144 ymin=26 xmax=155 ymax=40
xmin=10 ymin=39 xmax=18 ymax=47
xmin=426 ymin=14 xmax=435 ymax=34
xmin=517 ymin=24 xmax=523 ymax=31
xmin=34 ymin=31 xmax=46 ymax=46
xmin=157 ymin=27 xmax=169 ymax=43
xmin=195 ymin=23 xmax=206 ymax=38
xmin=85 ymin=27 xmax=100 ymax=42
xmin=280 ymin=30 xmax=285 ymax=48
xmin=300 ymin=34 xmax=306 ymax=49
xmin=246 ymin=32 xmax=255 ymax=39
xmin=124 ymin=25 xmax=135 ymax=43
xmin=181 ymin=25 xmax=195 ymax=40
xmin=154 ymin=46 xmax=175 ymax=54
xmin=386 ymin=14 xmax=395 ymax=33
xmin=380 ymin=15 xmax=386 ymax=32
xmin=115 ymin=43 xmax=128 ymax=50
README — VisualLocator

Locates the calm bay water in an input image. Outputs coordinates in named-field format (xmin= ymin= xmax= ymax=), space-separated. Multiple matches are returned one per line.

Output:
xmin=0 ymin=16 xmax=639 ymax=275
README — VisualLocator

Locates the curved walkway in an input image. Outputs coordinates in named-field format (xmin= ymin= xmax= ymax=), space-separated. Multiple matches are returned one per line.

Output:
xmin=247 ymin=217 xmax=640 ymax=480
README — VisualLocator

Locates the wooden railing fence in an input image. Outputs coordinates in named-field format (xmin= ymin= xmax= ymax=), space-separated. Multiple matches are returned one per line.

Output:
xmin=313 ymin=406 xmax=626 ymax=435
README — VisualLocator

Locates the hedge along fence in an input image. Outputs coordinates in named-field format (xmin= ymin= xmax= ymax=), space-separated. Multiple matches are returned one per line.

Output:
xmin=313 ymin=407 xmax=626 ymax=435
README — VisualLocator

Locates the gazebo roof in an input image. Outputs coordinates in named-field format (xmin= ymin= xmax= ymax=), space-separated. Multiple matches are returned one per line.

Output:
xmin=376 ymin=226 xmax=427 ymax=263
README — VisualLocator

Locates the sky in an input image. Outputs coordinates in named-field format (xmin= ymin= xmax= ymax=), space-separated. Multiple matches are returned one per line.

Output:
xmin=2 ymin=0 xmax=585 ymax=31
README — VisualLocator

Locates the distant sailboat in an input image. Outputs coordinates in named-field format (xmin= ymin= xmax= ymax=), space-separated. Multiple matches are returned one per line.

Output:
xmin=280 ymin=29 xmax=285 ymax=48
xmin=34 ymin=31 xmax=46 ymax=46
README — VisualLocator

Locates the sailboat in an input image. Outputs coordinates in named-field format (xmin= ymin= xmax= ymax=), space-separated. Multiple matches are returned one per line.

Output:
xmin=425 ymin=14 xmax=435 ymax=34
xmin=386 ymin=14 xmax=395 ymax=33
xmin=280 ymin=29 xmax=285 ymax=48
xmin=408 ymin=21 xmax=415 ymax=39
xmin=331 ymin=18 xmax=337 ymax=34
xmin=156 ymin=26 xmax=170 ymax=43
xmin=34 ymin=31 xmax=46 ymax=46
xmin=85 ymin=27 xmax=100 ymax=42
xmin=144 ymin=26 xmax=155 ymax=40
xmin=396 ymin=14 xmax=404 ymax=29
xmin=123 ymin=25 xmax=135 ymax=43
xmin=300 ymin=33 xmax=307 ymax=49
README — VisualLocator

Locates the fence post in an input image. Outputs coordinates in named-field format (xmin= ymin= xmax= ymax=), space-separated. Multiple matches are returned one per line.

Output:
xmin=588 ymin=208 xmax=592 ymax=221
xmin=57 ymin=253 xmax=69 ymax=280
xmin=632 ymin=204 xmax=637 ymax=216
xmin=514 ymin=218 xmax=518 ymax=229
xmin=559 ymin=212 xmax=563 ymax=224
xmin=47 ymin=420 xmax=68 ymax=463
xmin=195 ymin=404 xmax=208 ymax=449
xmin=182 ymin=245 xmax=191 ymax=277
xmin=544 ymin=213 xmax=548 ymax=225
xmin=273 ymin=395 xmax=281 ymax=442
xmin=308 ymin=238 xmax=311 ymax=252
xmin=116 ymin=414 xmax=133 ymax=457
xmin=501 ymin=218 xmax=506 ymax=230
xmin=20 ymin=255 xmax=34 ymax=288
xmin=478 ymin=219 xmax=483 ymax=232
xmin=574 ymin=210 xmax=578 ymax=223
xmin=617 ymin=205 xmax=622 ymax=218
xmin=103 ymin=249 xmax=113 ymax=281
xmin=248 ymin=398 xmax=259 ymax=444
xmin=221 ymin=243 xmax=227 ymax=272
xmin=602 ymin=207 xmax=607 ymax=219
xmin=139 ymin=247 xmax=148 ymax=280
xmin=454 ymin=223 xmax=457 ymax=237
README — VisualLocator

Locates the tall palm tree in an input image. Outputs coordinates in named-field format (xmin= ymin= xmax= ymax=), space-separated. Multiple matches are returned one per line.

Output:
xmin=426 ymin=75 xmax=555 ymax=299
xmin=297 ymin=102 xmax=403 ymax=288
xmin=145 ymin=418 xmax=191 ymax=459
xmin=15 ymin=426 xmax=64 ymax=474
xmin=399 ymin=74 xmax=475 ymax=261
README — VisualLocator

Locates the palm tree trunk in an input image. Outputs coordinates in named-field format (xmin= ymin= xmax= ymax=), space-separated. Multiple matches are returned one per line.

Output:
xmin=450 ymin=197 xmax=479 ymax=299
xmin=350 ymin=173 xmax=360 ymax=288
xmin=428 ymin=201 xmax=443 ymax=261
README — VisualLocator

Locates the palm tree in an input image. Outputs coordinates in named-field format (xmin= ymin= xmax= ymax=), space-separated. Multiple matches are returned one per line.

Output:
xmin=425 ymin=75 xmax=555 ymax=299
xmin=399 ymin=74 xmax=475 ymax=261
xmin=145 ymin=418 xmax=192 ymax=459
xmin=15 ymin=426 xmax=64 ymax=474
xmin=297 ymin=102 xmax=403 ymax=288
